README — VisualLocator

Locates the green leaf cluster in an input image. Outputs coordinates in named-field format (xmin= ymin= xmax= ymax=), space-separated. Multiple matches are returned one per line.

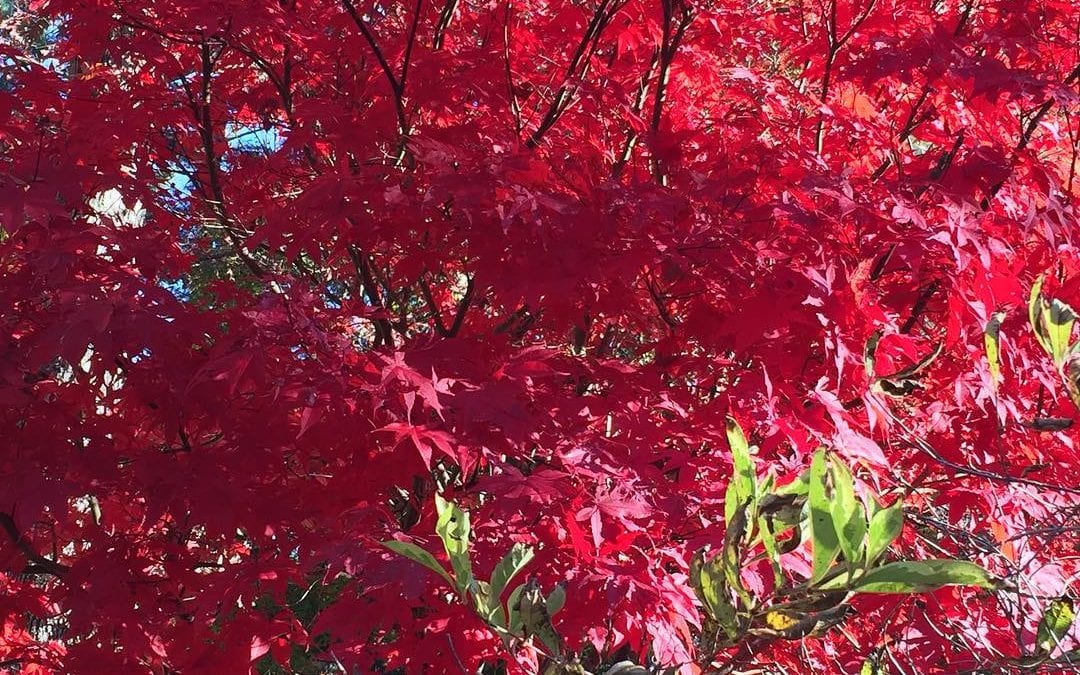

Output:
xmin=382 ymin=495 xmax=567 ymax=662
xmin=688 ymin=419 xmax=997 ymax=648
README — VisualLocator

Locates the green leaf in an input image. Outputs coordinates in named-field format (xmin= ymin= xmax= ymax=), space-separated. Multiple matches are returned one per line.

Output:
xmin=828 ymin=457 xmax=866 ymax=566
xmin=724 ymin=416 xmax=757 ymax=525
xmin=775 ymin=470 xmax=811 ymax=497
xmin=1030 ymin=273 xmax=1049 ymax=354
xmin=984 ymin=311 xmax=1006 ymax=386
xmin=694 ymin=550 xmax=739 ymax=640
xmin=381 ymin=540 xmax=455 ymax=588
xmin=1029 ymin=274 xmax=1079 ymax=368
xmin=864 ymin=330 xmax=882 ymax=378
xmin=1036 ymin=597 xmax=1075 ymax=653
xmin=722 ymin=500 xmax=753 ymax=608
xmin=758 ymin=516 xmax=783 ymax=586
xmin=860 ymin=659 xmax=885 ymax=675
xmin=518 ymin=578 xmax=563 ymax=656
xmin=483 ymin=543 xmax=534 ymax=625
xmin=865 ymin=501 xmax=904 ymax=564
xmin=1044 ymin=299 xmax=1077 ymax=368
xmin=488 ymin=543 xmax=534 ymax=608
xmin=505 ymin=583 xmax=527 ymax=633
xmin=434 ymin=494 xmax=474 ymax=595
xmin=808 ymin=449 xmax=840 ymax=582
xmin=545 ymin=584 xmax=566 ymax=616
xmin=847 ymin=560 xmax=996 ymax=594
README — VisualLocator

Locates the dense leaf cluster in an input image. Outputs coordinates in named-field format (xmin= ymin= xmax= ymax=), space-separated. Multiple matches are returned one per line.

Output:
xmin=1 ymin=0 xmax=1079 ymax=672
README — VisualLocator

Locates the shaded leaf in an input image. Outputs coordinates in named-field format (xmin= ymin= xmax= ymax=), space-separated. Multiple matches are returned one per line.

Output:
xmin=382 ymin=540 xmax=455 ymax=589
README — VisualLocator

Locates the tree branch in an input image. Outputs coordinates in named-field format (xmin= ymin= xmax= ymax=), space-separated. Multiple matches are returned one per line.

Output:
xmin=0 ymin=513 xmax=69 ymax=577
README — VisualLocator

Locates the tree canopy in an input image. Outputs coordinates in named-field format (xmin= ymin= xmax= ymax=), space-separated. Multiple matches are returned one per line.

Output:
xmin=1 ymin=0 xmax=1079 ymax=672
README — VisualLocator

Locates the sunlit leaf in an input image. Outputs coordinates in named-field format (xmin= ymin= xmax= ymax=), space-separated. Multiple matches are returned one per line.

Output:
xmin=435 ymin=494 xmax=474 ymax=594
xmin=1036 ymin=597 xmax=1075 ymax=653
xmin=809 ymin=449 xmax=840 ymax=582
xmin=984 ymin=311 xmax=1005 ymax=386
xmin=724 ymin=416 xmax=757 ymax=525
xmin=865 ymin=501 xmax=904 ymax=565
xmin=845 ymin=560 xmax=996 ymax=593
xmin=828 ymin=456 xmax=865 ymax=566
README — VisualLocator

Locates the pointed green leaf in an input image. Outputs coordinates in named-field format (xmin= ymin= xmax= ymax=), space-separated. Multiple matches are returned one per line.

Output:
xmin=758 ymin=516 xmax=783 ymax=586
xmin=1030 ymin=273 xmax=1049 ymax=354
xmin=809 ymin=449 xmax=840 ymax=582
xmin=1036 ymin=597 xmax=1075 ymax=653
xmin=829 ymin=457 xmax=866 ymax=566
xmin=848 ymin=560 xmax=996 ymax=594
xmin=865 ymin=501 xmax=904 ymax=564
xmin=776 ymin=469 xmax=811 ymax=497
xmin=698 ymin=552 xmax=739 ymax=639
xmin=1044 ymin=299 xmax=1077 ymax=368
xmin=864 ymin=330 xmax=882 ymax=378
xmin=984 ymin=311 xmax=1006 ymax=386
xmin=434 ymin=494 xmax=474 ymax=595
xmin=545 ymin=584 xmax=566 ymax=616
xmin=382 ymin=540 xmax=455 ymax=588
xmin=724 ymin=416 xmax=757 ymax=525
xmin=518 ymin=579 xmax=563 ymax=656
xmin=505 ymin=583 xmax=527 ymax=633
xmin=488 ymin=543 xmax=534 ymax=609
xmin=722 ymin=500 xmax=753 ymax=607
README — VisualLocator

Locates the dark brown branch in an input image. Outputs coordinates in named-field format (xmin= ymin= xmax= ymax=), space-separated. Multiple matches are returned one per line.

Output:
xmin=980 ymin=63 xmax=1080 ymax=208
xmin=433 ymin=0 xmax=459 ymax=50
xmin=884 ymin=410 xmax=1080 ymax=496
xmin=645 ymin=273 xmax=678 ymax=328
xmin=341 ymin=0 xmax=409 ymax=136
xmin=348 ymin=245 xmax=395 ymax=347
xmin=612 ymin=47 xmax=660 ymax=176
xmin=900 ymin=279 xmax=939 ymax=334
xmin=341 ymin=0 xmax=402 ymax=94
xmin=814 ymin=0 xmax=878 ymax=155
xmin=648 ymin=0 xmax=693 ymax=185
xmin=0 ymin=513 xmax=69 ymax=577
xmin=193 ymin=39 xmax=266 ymax=278
xmin=870 ymin=85 xmax=933 ymax=181
xmin=524 ymin=0 xmax=626 ymax=147
xmin=341 ymin=0 xmax=424 ymax=158
xmin=419 ymin=274 xmax=476 ymax=337
xmin=503 ymin=2 xmax=522 ymax=135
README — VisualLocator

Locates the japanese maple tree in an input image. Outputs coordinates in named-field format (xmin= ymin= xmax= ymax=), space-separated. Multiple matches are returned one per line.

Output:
xmin=2 ymin=0 xmax=1080 ymax=671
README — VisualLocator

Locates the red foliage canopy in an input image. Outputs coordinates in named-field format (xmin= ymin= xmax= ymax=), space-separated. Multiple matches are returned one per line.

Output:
xmin=1 ymin=0 xmax=1079 ymax=671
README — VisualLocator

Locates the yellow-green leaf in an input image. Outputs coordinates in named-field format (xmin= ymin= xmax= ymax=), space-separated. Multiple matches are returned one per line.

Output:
xmin=724 ymin=416 xmax=757 ymax=525
xmin=1043 ymin=299 xmax=1077 ymax=368
xmin=864 ymin=330 xmax=882 ymax=378
xmin=1030 ymin=273 xmax=1049 ymax=354
xmin=984 ymin=311 xmax=1006 ymax=386
xmin=435 ymin=494 xmax=474 ymax=595
xmin=1036 ymin=597 xmax=1075 ymax=653
xmin=829 ymin=457 xmax=866 ymax=566
xmin=486 ymin=543 xmax=534 ymax=623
